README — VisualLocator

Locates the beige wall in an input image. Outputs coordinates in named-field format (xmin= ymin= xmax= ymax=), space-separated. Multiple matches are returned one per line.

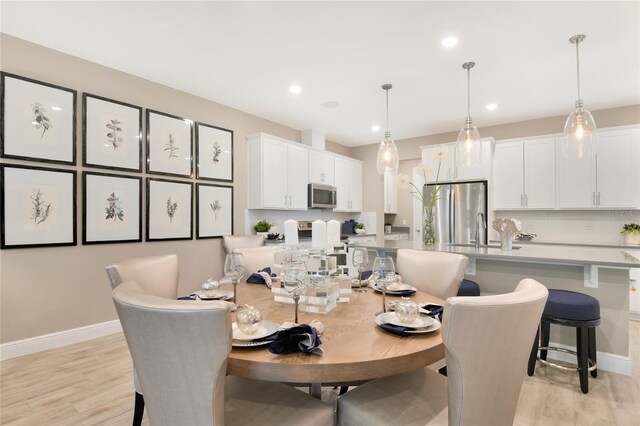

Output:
xmin=352 ymin=105 xmax=640 ymax=236
xmin=0 ymin=34 xmax=353 ymax=343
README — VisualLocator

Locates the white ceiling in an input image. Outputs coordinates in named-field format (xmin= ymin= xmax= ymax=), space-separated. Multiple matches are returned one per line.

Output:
xmin=2 ymin=1 xmax=639 ymax=147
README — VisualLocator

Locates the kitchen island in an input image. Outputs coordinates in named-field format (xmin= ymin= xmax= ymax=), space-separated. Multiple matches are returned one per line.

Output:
xmin=349 ymin=239 xmax=640 ymax=375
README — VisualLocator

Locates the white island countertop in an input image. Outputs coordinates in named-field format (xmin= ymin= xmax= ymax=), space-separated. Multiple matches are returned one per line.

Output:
xmin=349 ymin=239 xmax=640 ymax=268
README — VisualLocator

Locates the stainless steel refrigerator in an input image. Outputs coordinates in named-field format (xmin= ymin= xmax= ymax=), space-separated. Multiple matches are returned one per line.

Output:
xmin=424 ymin=180 xmax=488 ymax=245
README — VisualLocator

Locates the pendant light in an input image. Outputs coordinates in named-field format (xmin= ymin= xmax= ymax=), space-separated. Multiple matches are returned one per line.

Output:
xmin=376 ymin=84 xmax=399 ymax=175
xmin=563 ymin=34 xmax=596 ymax=159
xmin=456 ymin=62 xmax=482 ymax=168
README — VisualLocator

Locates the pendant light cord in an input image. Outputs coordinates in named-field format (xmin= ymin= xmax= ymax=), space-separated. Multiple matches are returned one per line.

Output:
xmin=467 ymin=67 xmax=471 ymax=118
xmin=575 ymin=40 xmax=581 ymax=101
xmin=385 ymin=88 xmax=390 ymax=135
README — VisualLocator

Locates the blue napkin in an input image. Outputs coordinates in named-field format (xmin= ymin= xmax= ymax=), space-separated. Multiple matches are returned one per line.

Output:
xmin=422 ymin=304 xmax=443 ymax=322
xmin=388 ymin=289 xmax=416 ymax=297
xmin=268 ymin=325 xmax=322 ymax=355
xmin=246 ymin=267 xmax=276 ymax=284
xmin=377 ymin=304 xmax=444 ymax=336
xmin=377 ymin=323 xmax=415 ymax=337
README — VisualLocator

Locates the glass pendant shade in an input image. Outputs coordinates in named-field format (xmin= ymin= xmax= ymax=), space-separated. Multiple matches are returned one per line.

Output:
xmin=563 ymin=34 xmax=596 ymax=159
xmin=456 ymin=118 xmax=482 ymax=167
xmin=563 ymin=102 xmax=596 ymax=159
xmin=376 ymin=84 xmax=398 ymax=175
xmin=376 ymin=135 xmax=399 ymax=175
xmin=456 ymin=62 xmax=482 ymax=168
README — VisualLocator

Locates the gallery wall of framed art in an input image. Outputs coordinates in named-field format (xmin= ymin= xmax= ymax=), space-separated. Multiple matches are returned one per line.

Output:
xmin=1 ymin=71 xmax=237 ymax=250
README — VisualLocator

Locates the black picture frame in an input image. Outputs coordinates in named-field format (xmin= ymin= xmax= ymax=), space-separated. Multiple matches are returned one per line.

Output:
xmin=83 ymin=171 xmax=143 ymax=245
xmin=195 ymin=122 xmax=234 ymax=182
xmin=1 ymin=72 xmax=77 ymax=165
xmin=1 ymin=164 xmax=77 ymax=249
xmin=196 ymin=183 xmax=234 ymax=239
xmin=146 ymin=177 xmax=193 ymax=241
xmin=83 ymin=93 xmax=143 ymax=172
xmin=146 ymin=109 xmax=193 ymax=178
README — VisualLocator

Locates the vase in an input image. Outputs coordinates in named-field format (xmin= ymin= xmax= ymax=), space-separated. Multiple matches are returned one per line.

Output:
xmin=424 ymin=207 xmax=436 ymax=246
xmin=500 ymin=233 xmax=513 ymax=251
xmin=624 ymin=233 xmax=640 ymax=246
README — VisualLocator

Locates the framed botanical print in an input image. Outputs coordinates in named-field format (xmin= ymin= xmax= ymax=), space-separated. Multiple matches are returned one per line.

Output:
xmin=195 ymin=122 xmax=233 ymax=182
xmin=83 ymin=172 xmax=142 ymax=244
xmin=146 ymin=109 xmax=193 ymax=177
xmin=146 ymin=177 xmax=193 ymax=241
xmin=1 ymin=164 xmax=77 ymax=248
xmin=1 ymin=72 xmax=77 ymax=165
xmin=83 ymin=93 xmax=142 ymax=172
xmin=196 ymin=183 xmax=233 ymax=239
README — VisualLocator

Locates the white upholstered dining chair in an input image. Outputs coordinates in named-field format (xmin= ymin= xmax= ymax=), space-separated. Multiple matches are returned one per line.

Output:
xmin=232 ymin=245 xmax=281 ymax=277
xmin=105 ymin=254 xmax=180 ymax=425
xmin=396 ymin=249 xmax=468 ymax=300
xmin=113 ymin=281 xmax=334 ymax=426
xmin=222 ymin=234 xmax=265 ymax=253
xmin=337 ymin=278 xmax=548 ymax=426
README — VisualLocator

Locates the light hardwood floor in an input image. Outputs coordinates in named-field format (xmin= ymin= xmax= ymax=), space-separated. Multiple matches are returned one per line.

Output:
xmin=1 ymin=322 xmax=639 ymax=425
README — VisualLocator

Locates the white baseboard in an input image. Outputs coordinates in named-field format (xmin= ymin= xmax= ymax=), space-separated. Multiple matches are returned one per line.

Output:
xmin=0 ymin=320 xmax=122 ymax=361
xmin=546 ymin=341 xmax=632 ymax=376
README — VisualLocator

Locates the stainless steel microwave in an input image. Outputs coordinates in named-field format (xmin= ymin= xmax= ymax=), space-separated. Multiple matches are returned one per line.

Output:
xmin=308 ymin=183 xmax=337 ymax=209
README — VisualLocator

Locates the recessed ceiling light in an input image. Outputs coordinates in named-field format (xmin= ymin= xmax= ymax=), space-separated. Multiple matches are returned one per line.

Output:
xmin=441 ymin=36 xmax=458 ymax=48
xmin=50 ymin=106 xmax=61 ymax=111
xmin=371 ymin=124 xmax=380 ymax=132
xmin=321 ymin=101 xmax=340 ymax=108
xmin=289 ymin=85 xmax=302 ymax=94
xmin=486 ymin=103 xmax=498 ymax=111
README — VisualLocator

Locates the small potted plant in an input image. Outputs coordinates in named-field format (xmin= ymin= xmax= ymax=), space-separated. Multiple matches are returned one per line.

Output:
xmin=254 ymin=220 xmax=271 ymax=238
xmin=354 ymin=222 xmax=366 ymax=235
xmin=621 ymin=223 xmax=640 ymax=245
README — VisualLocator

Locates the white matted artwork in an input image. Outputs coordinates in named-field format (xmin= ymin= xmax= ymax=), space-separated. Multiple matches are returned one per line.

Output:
xmin=196 ymin=122 xmax=233 ymax=182
xmin=146 ymin=109 xmax=193 ymax=177
xmin=196 ymin=183 xmax=233 ymax=239
xmin=83 ymin=172 xmax=142 ymax=244
xmin=1 ymin=72 xmax=77 ymax=165
xmin=1 ymin=164 xmax=77 ymax=248
xmin=146 ymin=178 xmax=193 ymax=241
xmin=83 ymin=94 xmax=142 ymax=171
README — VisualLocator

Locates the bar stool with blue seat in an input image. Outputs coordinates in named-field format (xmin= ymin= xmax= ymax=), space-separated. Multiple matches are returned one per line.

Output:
xmin=457 ymin=279 xmax=480 ymax=296
xmin=527 ymin=289 xmax=600 ymax=394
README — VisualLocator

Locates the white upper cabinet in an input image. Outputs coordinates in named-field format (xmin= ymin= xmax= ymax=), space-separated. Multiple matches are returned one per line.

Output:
xmin=334 ymin=156 xmax=363 ymax=212
xmin=556 ymin=125 xmax=640 ymax=209
xmin=247 ymin=133 xmax=309 ymax=210
xmin=308 ymin=150 xmax=335 ymax=186
xmin=493 ymin=137 xmax=556 ymax=209
xmin=421 ymin=139 xmax=492 ymax=183
xmin=384 ymin=171 xmax=398 ymax=214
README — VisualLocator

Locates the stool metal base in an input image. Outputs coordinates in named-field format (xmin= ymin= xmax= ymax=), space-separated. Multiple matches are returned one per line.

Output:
xmin=536 ymin=346 xmax=597 ymax=372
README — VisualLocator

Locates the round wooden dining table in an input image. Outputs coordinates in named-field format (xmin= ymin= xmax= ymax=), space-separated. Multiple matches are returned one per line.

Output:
xmin=227 ymin=281 xmax=445 ymax=387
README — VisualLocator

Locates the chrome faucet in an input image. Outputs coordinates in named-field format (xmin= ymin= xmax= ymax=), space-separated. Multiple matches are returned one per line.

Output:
xmin=475 ymin=212 xmax=486 ymax=248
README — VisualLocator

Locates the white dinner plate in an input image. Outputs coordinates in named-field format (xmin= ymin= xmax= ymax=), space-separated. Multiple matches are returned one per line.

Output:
xmin=377 ymin=312 xmax=434 ymax=328
xmin=375 ymin=314 xmax=441 ymax=334
xmin=370 ymin=282 xmax=417 ymax=294
xmin=232 ymin=320 xmax=280 ymax=341
xmin=193 ymin=289 xmax=233 ymax=301
xmin=232 ymin=339 xmax=273 ymax=348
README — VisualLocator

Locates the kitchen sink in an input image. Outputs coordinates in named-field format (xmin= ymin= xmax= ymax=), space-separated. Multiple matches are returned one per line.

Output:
xmin=447 ymin=243 xmax=521 ymax=250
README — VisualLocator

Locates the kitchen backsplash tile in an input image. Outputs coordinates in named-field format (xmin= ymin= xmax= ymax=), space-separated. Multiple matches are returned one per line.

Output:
xmin=246 ymin=209 xmax=357 ymax=235
xmin=493 ymin=210 xmax=640 ymax=244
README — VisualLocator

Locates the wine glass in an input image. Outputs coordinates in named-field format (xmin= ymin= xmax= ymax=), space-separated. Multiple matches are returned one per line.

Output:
xmin=282 ymin=261 xmax=308 ymax=323
xmin=224 ymin=253 xmax=245 ymax=305
xmin=351 ymin=248 xmax=369 ymax=293
xmin=372 ymin=255 xmax=396 ymax=314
